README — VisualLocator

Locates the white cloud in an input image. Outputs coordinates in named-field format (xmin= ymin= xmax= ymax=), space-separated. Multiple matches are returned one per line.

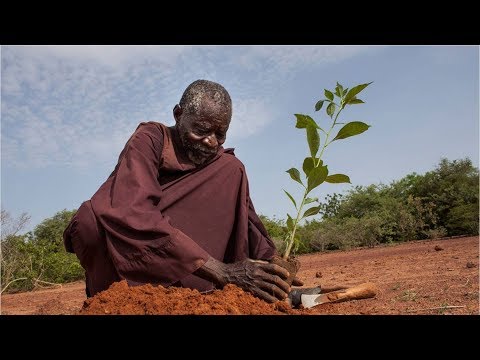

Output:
xmin=239 ymin=45 xmax=377 ymax=71
xmin=1 ymin=46 xmax=188 ymax=169
xmin=1 ymin=45 xmax=377 ymax=169
xmin=228 ymin=98 xmax=273 ymax=139
xmin=13 ymin=45 xmax=188 ymax=69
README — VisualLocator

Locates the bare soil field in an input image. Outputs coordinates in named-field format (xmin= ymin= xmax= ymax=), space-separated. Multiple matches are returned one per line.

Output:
xmin=1 ymin=236 xmax=478 ymax=315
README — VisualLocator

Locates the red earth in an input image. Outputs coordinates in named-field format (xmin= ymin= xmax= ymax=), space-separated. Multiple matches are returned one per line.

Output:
xmin=1 ymin=236 xmax=478 ymax=315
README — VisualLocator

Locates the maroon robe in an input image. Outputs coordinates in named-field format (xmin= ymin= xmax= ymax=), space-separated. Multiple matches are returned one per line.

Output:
xmin=64 ymin=121 xmax=276 ymax=296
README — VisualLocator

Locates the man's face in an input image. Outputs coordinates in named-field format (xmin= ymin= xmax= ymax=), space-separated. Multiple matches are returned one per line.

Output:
xmin=175 ymin=101 xmax=230 ymax=165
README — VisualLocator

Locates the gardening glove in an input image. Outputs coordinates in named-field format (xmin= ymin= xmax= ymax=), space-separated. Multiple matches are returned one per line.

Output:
xmin=224 ymin=258 xmax=291 ymax=303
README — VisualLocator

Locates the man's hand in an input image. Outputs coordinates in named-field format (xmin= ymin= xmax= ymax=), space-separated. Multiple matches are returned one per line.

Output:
xmin=292 ymin=277 xmax=304 ymax=286
xmin=195 ymin=257 xmax=291 ymax=303
xmin=223 ymin=259 xmax=291 ymax=303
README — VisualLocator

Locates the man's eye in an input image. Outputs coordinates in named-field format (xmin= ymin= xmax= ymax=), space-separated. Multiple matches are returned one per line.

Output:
xmin=195 ymin=129 xmax=210 ymax=136
xmin=216 ymin=133 xmax=226 ymax=140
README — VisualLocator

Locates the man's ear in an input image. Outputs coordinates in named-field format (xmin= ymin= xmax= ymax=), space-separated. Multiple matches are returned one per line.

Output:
xmin=173 ymin=104 xmax=182 ymax=123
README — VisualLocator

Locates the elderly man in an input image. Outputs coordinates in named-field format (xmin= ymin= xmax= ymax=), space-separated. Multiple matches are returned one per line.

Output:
xmin=64 ymin=79 xmax=302 ymax=303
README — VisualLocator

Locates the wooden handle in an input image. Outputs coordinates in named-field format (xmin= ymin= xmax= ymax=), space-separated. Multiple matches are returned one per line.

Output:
xmin=323 ymin=282 xmax=377 ymax=303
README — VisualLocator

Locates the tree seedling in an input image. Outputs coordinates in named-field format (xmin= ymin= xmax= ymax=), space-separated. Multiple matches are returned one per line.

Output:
xmin=282 ymin=81 xmax=373 ymax=260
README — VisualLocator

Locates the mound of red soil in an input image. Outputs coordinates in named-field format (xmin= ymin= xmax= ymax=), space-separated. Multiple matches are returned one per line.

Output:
xmin=80 ymin=280 xmax=296 ymax=315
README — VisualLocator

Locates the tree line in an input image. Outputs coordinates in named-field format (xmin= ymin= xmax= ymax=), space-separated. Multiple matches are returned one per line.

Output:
xmin=1 ymin=157 xmax=478 ymax=293
xmin=262 ymin=158 xmax=478 ymax=254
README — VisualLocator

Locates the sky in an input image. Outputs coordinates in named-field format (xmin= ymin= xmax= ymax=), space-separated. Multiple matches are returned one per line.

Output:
xmin=1 ymin=45 xmax=479 ymax=233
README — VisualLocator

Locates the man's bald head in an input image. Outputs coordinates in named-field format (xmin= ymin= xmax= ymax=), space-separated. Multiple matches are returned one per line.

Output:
xmin=179 ymin=79 xmax=232 ymax=121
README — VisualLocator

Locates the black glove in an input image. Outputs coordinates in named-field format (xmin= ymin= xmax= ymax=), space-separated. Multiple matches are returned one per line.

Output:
xmin=224 ymin=258 xmax=291 ymax=303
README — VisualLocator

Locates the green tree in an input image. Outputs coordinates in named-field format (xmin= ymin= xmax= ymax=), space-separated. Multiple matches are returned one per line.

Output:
xmin=325 ymin=183 xmax=438 ymax=244
xmin=32 ymin=209 xmax=77 ymax=250
xmin=319 ymin=193 xmax=344 ymax=219
xmin=1 ymin=210 xmax=32 ymax=293
xmin=1 ymin=209 xmax=83 ymax=293
xmin=259 ymin=215 xmax=289 ymax=255
xmin=259 ymin=215 xmax=287 ymax=239
xmin=409 ymin=158 xmax=479 ymax=236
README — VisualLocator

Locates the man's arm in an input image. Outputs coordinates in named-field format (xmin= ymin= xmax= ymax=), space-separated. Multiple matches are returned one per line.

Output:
xmin=91 ymin=122 xmax=210 ymax=286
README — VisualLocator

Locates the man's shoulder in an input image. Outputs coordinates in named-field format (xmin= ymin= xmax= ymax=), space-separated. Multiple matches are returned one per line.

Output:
xmin=223 ymin=147 xmax=236 ymax=156
xmin=132 ymin=121 xmax=169 ymax=139
xmin=220 ymin=148 xmax=246 ymax=169
xmin=136 ymin=121 xmax=166 ymax=132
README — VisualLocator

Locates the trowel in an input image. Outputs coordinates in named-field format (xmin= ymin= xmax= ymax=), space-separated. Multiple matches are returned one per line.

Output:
xmin=301 ymin=282 xmax=377 ymax=309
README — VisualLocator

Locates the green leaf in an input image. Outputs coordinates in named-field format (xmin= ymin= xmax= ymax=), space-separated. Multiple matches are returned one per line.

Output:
xmin=307 ymin=165 xmax=328 ymax=193
xmin=348 ymin=98 xmax=364 ymax=105
xmin=302 ymin=157 xmax=322 ymax=177
xmin=324 ymin=89 xmax=334 ymax=101
xmin=325 ymin=174 xmax=351 ymax=184
xmin=336 ymin=82 xmax=344 ymax=96
xmin=304 ymin=197 xmax=318 ymax=204
xmin=326 ymin=102 xmax=336 ymax=118
xmin=344 ymin=82 xmax=372 ymax=104
xmin=315 ymin=100 xmax=325 ymax=111
xmin=286 ymin=214 xmax=294 ymax=231
xmin=303 ymin=157 xmax=314 ymax=177
xmin=303 ymin=206 xmax=321 ymax=218
xmin=286 ymin=168 xmax=303 ymax=185
xmin=332 ymin=122 xmax=370 ymax=141
xmin=283 ymin=190 xmax=297 ymax=209
xmin=294 ymin=114 xmax=320 ymax=129
xmin=306 ymin=125 xmax=320 ymax=158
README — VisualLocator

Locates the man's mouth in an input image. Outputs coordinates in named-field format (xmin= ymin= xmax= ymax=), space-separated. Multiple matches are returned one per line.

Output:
xmin=185 ymin=145 xmax=217 ymax=165
xmin=189 ymin=144 xmax=216 ymax=157
xmin=196 ymin=149 xmax=216 ymax=157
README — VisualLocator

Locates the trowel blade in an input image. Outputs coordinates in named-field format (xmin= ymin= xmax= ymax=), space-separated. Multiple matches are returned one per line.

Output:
xmin=301 ymin=293 xmax=330 ymax=309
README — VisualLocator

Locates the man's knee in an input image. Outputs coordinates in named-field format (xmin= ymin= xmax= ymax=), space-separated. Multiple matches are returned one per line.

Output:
xmin=64 ymin=201 xmax=119 ymax=297
xmin=64 ymin=200 xmax=104 ymax=266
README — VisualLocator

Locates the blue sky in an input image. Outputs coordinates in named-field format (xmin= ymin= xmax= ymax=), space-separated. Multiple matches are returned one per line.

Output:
xmin=1 ymin=45 xmax=479 ymax=233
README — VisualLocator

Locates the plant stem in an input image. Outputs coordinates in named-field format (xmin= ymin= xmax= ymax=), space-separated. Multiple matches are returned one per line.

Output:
xmin=316 ymin=107 xmax=343 ymax=165
xmin=1 ymin=277 xmax=28 ymax=294
xmin=283 ymin=191 xmax=308 ymax=259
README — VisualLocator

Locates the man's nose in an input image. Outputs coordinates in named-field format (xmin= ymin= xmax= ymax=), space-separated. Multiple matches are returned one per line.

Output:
xmin=203 ymin=134 xmax=218 ymax=148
